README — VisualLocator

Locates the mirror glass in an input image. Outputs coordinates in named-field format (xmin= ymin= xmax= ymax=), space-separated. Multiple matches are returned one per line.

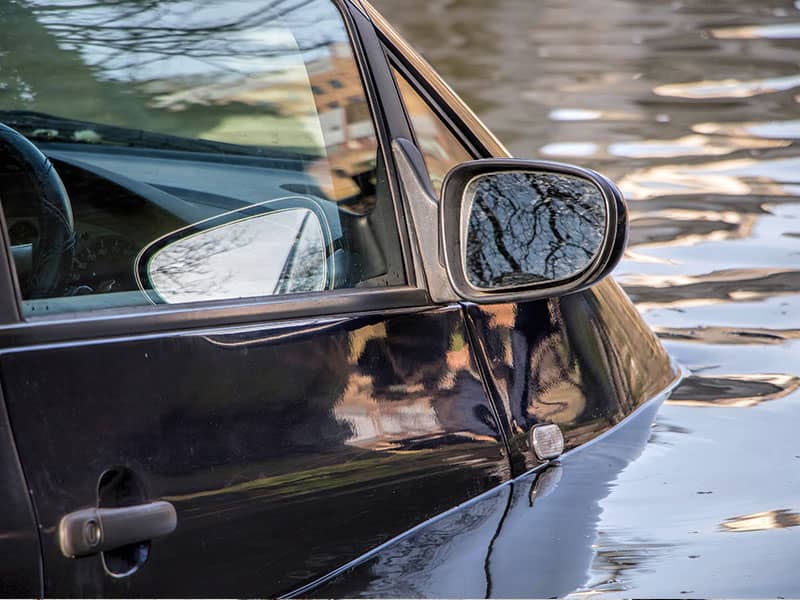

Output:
xmin=464 ymin=171 xmax=607 ymax=290
xmin=147 ymin=208 xmax=328 ymax=304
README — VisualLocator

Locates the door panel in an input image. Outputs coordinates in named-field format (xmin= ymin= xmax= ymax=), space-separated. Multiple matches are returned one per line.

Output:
xmin=0 ymin=390 xmax=41 ymax=595
xmin=1 ymin=305 xmax=508 ymax=596
xmin=303 ymin=283 xmax=678 ymax=597
xmin=307 ymin=390 xmax=668 ymax=598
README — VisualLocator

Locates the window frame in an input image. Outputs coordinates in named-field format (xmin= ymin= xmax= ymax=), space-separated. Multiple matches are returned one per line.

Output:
xmin=387 ymin=57 xmax=484 ymax=168
xmin=389 ymin=62 xmax=478 ymax=197
xmin=0 ymin=0 xmax=429 ymax=349
xmin=367 ymin=0 xmax=509 ymax=163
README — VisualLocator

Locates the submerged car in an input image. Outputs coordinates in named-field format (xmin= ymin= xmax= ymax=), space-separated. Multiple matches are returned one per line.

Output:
xmin=0 ymin=0 xmax=678 ymax=596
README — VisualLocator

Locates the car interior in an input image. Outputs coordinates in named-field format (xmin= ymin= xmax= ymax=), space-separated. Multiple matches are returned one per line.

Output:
xmin=0 ymin=113 xmax=405 ymax=316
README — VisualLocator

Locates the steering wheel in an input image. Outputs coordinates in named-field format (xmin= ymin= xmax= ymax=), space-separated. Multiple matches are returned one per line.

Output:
xmin=0 ymin=123 xmax=75 ymax=299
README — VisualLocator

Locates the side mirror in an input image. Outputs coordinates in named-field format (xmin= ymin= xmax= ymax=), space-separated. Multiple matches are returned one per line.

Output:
xmin=440 ymin=160 xmax=627 ymax=303
xmin=135 ymin=199 xmax=334 ymax=305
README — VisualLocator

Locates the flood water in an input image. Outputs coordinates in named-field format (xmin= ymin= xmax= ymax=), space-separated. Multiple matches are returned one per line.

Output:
xmin=373 ymin=0 xmax=800 ymax=596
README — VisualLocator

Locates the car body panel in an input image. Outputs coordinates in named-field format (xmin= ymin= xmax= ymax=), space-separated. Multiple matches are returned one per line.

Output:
xmin=308 ymin=370 xmax=800 ymax=598
xmin=466 ymin=280 xmax=676 ymax=475
xmin=307 ymin=387 xmax=672 ymax=598
xmin=328 ymin=3 xmax=800 ymax=597
xmin=1 ymin=306 xmax=509 ymax=596
xmin=292 ymin=282 xmax=679 ymax=597
xmin=0 ymin=388 xmax=41 ymax=595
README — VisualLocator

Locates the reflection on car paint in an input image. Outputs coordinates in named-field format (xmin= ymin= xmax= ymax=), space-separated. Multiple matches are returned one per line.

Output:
xmin=467 ymin=278 xmax=676 ymax=473
xmin=364 ymin=0 xmax=800 ymax=595
xmin=313 ymin=370 xmax=800 ymax=598
xmin=311 ymin=386 xmax=673 ymax=598
xmin=0 ymin=307 xmax=510 ymax=596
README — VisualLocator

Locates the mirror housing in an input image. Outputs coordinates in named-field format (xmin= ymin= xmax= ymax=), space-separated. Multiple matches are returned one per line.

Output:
xmin=440 ymin=159 xmax=627 ymax=304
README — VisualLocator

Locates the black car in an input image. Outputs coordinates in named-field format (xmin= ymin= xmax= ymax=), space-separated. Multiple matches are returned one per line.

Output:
xmin=0 ymin=0 xmax=678 ymax=596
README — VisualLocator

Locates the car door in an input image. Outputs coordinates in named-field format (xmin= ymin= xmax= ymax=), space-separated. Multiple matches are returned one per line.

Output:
xmin=0 ymin=1 xmax=511 ymax=596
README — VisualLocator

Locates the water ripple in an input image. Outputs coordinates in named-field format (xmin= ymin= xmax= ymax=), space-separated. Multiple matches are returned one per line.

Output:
xmin=654 ymin=74 xmax=800 ymax=99
xmin=711 ymin=23 xmax=800 ymax=40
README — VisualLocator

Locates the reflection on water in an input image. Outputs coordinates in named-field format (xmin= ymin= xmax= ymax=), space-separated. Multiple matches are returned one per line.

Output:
xmin=374 ymin=0 xmax=800 ymax=596
xmin=711 ymin=22 xmax=800 ymax=39
xmin=653 ymin=74 xmax=800 ymax=99
xmin=618 ymin=156 xmax=800 ymax=200
xmin=693 ymin=119 xmax=800 ymax=139
xmin=544 ymin=135 xmax=788 ymax=159
xmin=655 ymin=325 xmax=800 ymax=345
xmin=722 ymin=509 xmax=800 ymax=532
xmin=666 ymin=373 xmax=800 ymax=407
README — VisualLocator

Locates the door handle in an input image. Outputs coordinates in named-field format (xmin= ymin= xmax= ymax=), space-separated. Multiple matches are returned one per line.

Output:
xmin=59 ymin=501 xmax=177 ymax=558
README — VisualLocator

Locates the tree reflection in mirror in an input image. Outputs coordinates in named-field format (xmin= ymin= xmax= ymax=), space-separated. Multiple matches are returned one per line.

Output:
xmin=465 ymin=172 xmax=607 ymax=289
xmin=146 ymin=208 xmax=328 ymax=304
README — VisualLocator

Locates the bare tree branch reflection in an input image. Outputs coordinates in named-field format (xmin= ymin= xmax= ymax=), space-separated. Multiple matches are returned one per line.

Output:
xmin=30 ymin=0 xmax=335 ymax=68
xmin=466 ymin=172 xmax=606 ymax=288
xmin=148 ymin=208 xmax=327 ymax=304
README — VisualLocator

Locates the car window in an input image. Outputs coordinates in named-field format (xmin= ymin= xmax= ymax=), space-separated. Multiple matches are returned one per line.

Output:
xmin=0 ymin=0 xmax=405 ymax=317
xmin=393 ymin=69 xmax=473 ymax=196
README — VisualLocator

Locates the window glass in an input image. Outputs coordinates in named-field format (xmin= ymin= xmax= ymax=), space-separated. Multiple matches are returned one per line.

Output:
xmin=0 ymin=0 xmax=404 ymax=316
xmin=393 ymin=69 xmax=473 ymax=196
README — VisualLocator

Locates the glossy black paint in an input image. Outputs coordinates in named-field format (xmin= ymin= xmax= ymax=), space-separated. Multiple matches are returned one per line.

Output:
xmin=0 ymin=387 xmax=41 ymax=595
xmin=299 ymin=279 xmax=678 ymax=597
xmin=309 ymin=380 xmax=672 ymax=598
xmin=366 ymin=1 xmax=676 ymax=470
xmin=467 ymin=279 xmax=676 ymax=475
xmin=1 ymin=306 xmax=509 ymax=596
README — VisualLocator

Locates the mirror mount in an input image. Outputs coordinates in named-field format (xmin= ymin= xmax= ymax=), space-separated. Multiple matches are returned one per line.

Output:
xmin=392 ymin=138 xmax=459 ymax=303
xmin=440 ymin=159 xmax=627 ymax=304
